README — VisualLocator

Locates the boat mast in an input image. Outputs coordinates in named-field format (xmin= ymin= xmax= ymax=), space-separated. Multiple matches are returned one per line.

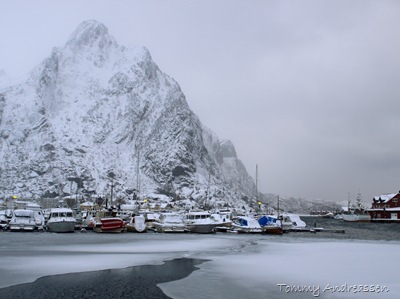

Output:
xmin=255 ymin=164 xmax=261 ymax=212
xmin=277 ymin=195 xmax=281 ymax=224
xmin=135 ymin=143 xmax=141 ymax=200
xmin=347 ymin=192 xmax=351 ymax=211
xmin=205 ymin=173 xmax=211 ymax=208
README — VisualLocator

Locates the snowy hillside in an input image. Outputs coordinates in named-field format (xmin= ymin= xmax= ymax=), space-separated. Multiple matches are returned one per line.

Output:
xmin=0 ymin=20 xmax=255 ymax=207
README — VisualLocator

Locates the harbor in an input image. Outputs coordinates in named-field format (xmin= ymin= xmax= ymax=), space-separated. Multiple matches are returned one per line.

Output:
xmin=0 ymin=222 xmax=399 ymax=299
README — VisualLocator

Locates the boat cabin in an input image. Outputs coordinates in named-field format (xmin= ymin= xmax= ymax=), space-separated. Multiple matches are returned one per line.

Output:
xmin=368 ymin=192 xmax=400 ymax=222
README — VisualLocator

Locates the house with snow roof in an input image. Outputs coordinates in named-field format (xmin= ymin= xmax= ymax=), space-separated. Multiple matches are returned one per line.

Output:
xmin=368 ymin=192 xmax=400 ymax=222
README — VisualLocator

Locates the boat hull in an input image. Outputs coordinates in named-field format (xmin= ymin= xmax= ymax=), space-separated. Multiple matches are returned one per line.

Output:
xmin=262 ymin=225 xmax=283 ymax=235
xmin=342 ymin=214 xmax=371 ymax=222
xmin=231 ymin=225 xmax=262 ymax=234
xmin=126 ymin=216 xmax=147 ymax=233
xmin=92 ymin=218 xmax=125 ymax=233
xmin=126 ymin=223 xmax=147 ymax=233
xmin=47 ymin=221 xmax=76 ymax=233
xmin=9 ymin=224 xmax=36 ymax=232
xmin=185 ymin=223 xmax=217 ymax=234
xmin=153 ymin=223 xmax=186 ymax=233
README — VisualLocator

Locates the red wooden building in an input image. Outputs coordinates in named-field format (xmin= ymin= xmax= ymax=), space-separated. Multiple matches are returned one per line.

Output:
xmin=368 ymin=192 xmax=400 ymax=222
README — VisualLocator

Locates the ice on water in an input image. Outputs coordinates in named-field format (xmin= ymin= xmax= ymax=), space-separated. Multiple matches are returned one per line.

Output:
xmin=0 ymin=233 xmax=398 ymax=298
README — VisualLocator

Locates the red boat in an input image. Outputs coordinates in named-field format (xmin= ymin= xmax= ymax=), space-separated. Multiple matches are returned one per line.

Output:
xmin=90 ymin=210 xmax=126 ymax=233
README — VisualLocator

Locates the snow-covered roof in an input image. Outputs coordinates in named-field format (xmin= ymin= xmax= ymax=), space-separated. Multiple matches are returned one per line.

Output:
xmin=187 ymin=211 xmax=211 ymax=216
xmin=119 ymin=204 xmax=137 ymax=210
xmin=50 ymin=208 xmax=73 ymax=213
xmin=373 ymin=193 xmax=397 ymax=203
xmin=13 ymin=209 xmax=34 ymax=216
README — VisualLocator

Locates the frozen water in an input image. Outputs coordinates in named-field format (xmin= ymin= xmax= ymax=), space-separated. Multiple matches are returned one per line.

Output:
xmin=0 ymin=232 xmax=398 ymax=298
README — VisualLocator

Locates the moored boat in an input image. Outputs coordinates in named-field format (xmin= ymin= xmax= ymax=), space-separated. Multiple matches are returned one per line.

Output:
xmin=46 ymin=208 xmax=76 ymax=233
xmin=153 ymin=212 xmax=185 ymax=233
xmin=342 ymin=193 xmax=371 ymax=222
xmin=231 ymin=216 xmax=262 ymax=233
xmin=126 ymin=215 xmax=147 ymax=233
xmin=0 ymin=209 xmax=12 ymax=229
xmin=184 ymin=211 xmax=219 ymax=234
xmin=9 ymin=209 xmax=37 ymax=231
xmin=258 ymin=215 xmax=283 ymax=235
xmin=342 ymin=212 xmax=371 ymax=222
xmin=280 ymin=213 xmax=307 ymax=231
xmin=90 ymin=210 xmax=126 ymax=233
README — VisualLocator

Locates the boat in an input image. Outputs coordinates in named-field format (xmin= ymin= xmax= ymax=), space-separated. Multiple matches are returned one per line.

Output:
xmin=342 ymin=193 xmax=371 ymax=222
xmin=258 ymin=215 xmax=283 ymax=235
xmin=0 ymin=209 xmax=12 ymax=229
xmin=46 ymin=208 xmax=76 ymax=233
xmin=342 ymin=211 xmax=371 ymax=222
xmin=12 ymin=201 xmax=45 ymax=230
xmin=89 ymin=210 xmax=126 ymax=233
xmin=153 ymin=212 xmax=186 ymax=233
xmin=80 ymin=209 xmax=98 ymax=230
xmin=8 ymin=209 xmax=37 ymax=231
xmin=126 ymin=215 xmax=147 ymax=233
xmin=184 ymin=211 xmax=220 ymax=234
xmin=211 ymin=210 xmax=232 ymax=232
xmin=231 ymin=216 xmax=262 ymax=233
xmin=280 ymin=213 xmax=307 ymax=231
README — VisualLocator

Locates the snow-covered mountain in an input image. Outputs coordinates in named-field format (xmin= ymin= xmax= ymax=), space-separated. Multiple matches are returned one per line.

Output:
xmin=0 ymin=70 xmax=12 ymax=89
xmin=0 ymin=20 xmax=255 ymax=207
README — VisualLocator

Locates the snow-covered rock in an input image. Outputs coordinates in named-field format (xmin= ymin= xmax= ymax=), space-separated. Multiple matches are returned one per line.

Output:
xmin=0 ymin=20 xmax=255 ymax=207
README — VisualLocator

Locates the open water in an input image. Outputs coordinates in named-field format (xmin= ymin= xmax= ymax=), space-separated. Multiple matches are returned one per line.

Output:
xmin=293 ymin=217 xmax=400 ymax=241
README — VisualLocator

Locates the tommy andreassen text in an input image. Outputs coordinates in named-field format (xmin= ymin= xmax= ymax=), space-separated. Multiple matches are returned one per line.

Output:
xmin=277 ymin=283 xmax=390 ymax=297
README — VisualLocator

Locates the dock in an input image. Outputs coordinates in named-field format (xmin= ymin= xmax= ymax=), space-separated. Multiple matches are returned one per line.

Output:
xmin=286 ymin=227 xmax=345 ymax=234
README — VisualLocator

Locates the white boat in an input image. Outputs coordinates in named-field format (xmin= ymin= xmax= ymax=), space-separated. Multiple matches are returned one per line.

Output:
xmin=126 ymin=215 xmax=147 ymax=233
xmin=342 ymin=212 xmax=371 ymax=222
xmin=9 ymin=209 xmax=37 ymax=231
xmin=14 ymin=201 xmax=45 ymax=230
xmin=279 ymin=213 xmax=307 ymax=231
xmin=46 ymin=208 xmax=76 ymax=233
xmin=231 ymin=216 xmax=262 ymax=233
xmin=153 ymin=212 xmax=186 ymax=233
xmin=210 ymin=211 xmax=232 ymax=232
xmin=140 ymin=211 xmax=158 ymax=230
xmin=184 ymin=211 xmax=220 ymax=233
xmin=342 ymin=192 xmax=371 ymax=222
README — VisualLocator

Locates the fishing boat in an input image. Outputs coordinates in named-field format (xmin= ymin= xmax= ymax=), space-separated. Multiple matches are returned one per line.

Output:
xmin=126 ymin=215 xmax=147 ymax=233
xmin=184 ymin=211 xmax=220 ymax=233
xmin=89 ymin=210 xmax=126 ymax=233
xmin=46 ymin=208 xmax=76 ymax=233
xmin=342 ymin=193 xmax=371 ymax=222
xmin=9 ymin=209 xmax=37 ymax=231
xmin=153 ymin=212 xmax=186 ymax=233
xmin=342 ymin=211 xmax=371 ymax=222
xmin=231 ymin=216 xmax=262 ymax=233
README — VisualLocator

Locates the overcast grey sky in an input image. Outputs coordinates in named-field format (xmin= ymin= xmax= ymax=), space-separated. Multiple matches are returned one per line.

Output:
xmin=1 ymin=0 xmax=399 ymax=204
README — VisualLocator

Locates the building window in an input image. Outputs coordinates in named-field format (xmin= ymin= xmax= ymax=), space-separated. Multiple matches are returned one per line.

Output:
xmin=393 ymin=198 xmax=398 ymax=203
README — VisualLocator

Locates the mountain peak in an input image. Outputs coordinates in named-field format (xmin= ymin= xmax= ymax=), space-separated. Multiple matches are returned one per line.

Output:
xmin=66 ymin=20 xmax=118 ymax=51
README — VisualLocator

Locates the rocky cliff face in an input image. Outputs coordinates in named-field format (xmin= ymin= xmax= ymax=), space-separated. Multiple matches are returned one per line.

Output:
xmin=0 ymin=20 xmax=255 ymax=207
